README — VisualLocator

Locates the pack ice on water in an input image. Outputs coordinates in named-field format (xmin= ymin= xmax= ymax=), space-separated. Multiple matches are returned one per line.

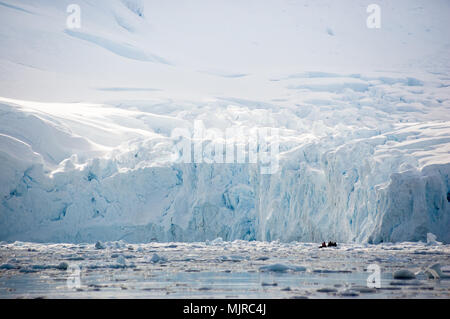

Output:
xmin=0 ymin=0 xmax=449 ymax=244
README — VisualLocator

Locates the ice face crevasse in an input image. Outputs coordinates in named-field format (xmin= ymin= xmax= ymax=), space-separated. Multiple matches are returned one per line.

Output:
xmin=0 ymin=96 xmax=449 ymax=244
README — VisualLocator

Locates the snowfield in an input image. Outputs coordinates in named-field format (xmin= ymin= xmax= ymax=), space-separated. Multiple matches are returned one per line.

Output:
xmin=0 ymin=0 xmax=449 ymax=245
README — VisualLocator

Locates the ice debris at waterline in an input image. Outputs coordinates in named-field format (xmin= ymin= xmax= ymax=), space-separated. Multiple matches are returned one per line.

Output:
xmin=0 ymin=241 xmax=449 ymax=299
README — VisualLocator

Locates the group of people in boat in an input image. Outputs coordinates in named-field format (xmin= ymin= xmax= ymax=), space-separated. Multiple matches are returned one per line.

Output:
xmin=319 ymin=241 xmax=337 ymax=248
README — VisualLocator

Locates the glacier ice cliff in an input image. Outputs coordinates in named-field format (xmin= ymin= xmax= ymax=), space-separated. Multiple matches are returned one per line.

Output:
xmin=1 ymin=79 xmax=449 ymax=244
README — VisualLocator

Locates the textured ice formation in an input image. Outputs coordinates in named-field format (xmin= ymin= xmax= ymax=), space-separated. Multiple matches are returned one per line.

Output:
xmin=1 ymin=86 xmax=448 ymax=244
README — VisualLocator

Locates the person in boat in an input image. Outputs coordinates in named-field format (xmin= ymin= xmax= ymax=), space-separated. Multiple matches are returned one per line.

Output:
xmin=328 ymin=241 xmax=337 ymax=247
xmin=319 ymin=241 xmax=337 ymax=248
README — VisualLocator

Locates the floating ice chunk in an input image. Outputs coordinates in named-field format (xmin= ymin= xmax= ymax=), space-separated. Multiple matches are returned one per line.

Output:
xmin=217 ymin=255 xmax=246 ymax=262
xmin=115 ymin=241 xmax=124 ymax=248
xmin=259 ymin=263 xmax=290 ymax=272
xmin=32 ymin=264 xmax=52 ymax=270
xmin=290 ymin=265 xmax=307 ymax=272
xmin=150 ymin=253 xmax=167 ymax=263
xmin=393 ymin=269 xmax=416 ymax=280
xmin=95 ymin=241 xmax=105 ymax=250
xmin=117 ymin=255 xmax=126 ymax=265
xmin=106 ymin=241 xmax=126 ymax=249
xmin=256 ymin=256 xmax=270 ymax=261
xmin=259 ymin=263 xmax=306 ymax=273
xmin=217 ymin=256 xmax=228 ymax=262
xmin=317 ymin=288 xmax=338 ymax=293
xmin=206 ymin=238 xmax=224 ymax=246
xmin=57 ymin=262 xmax=69 ymax=270
xmin=261 ymin=282 xmax=278 ymax=287
xmin=150 ymin=253 xmax=160 ymax=263
xmin=0 ymin=263 xmax=15 ymax=270
xmin=66 ymin=256 xmax=84 ymax=261
xmin=426 ymin=233 xmax=442 ymax=246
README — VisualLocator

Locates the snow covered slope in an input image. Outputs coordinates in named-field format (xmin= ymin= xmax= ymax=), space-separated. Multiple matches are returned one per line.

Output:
xmin=0 ymin=0 xmax=449 ymax=243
